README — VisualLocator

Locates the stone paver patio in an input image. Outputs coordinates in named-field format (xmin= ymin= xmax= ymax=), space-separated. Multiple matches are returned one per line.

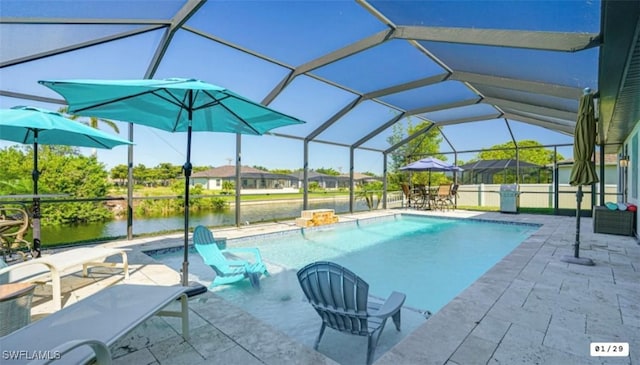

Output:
xmin=21 ymin=210 xmax=640 ymax=364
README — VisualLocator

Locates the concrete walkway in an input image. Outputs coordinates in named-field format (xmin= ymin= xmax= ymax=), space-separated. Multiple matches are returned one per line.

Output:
xmin=376 ymin=211 xmax=640 ymax=365
xmin=23 ymin=210 xmax=640 ymax=364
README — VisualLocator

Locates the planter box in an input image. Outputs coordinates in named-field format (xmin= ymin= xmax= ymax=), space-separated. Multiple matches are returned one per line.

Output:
xmin=593 ymin=206 xmax=635 ymax=236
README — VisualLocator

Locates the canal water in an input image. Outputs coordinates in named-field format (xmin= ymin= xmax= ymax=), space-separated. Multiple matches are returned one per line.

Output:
xmin=39 ymin=199 xmax=374 ymax=245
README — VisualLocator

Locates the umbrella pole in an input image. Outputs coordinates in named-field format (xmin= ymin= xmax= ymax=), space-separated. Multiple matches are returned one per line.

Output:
xmin=182 ymin=126 xmax=192 ymax=287
xmin=561 ymin=185 xmax=594 ymax=266
xmin=574 ymin=186 xmax=582 ymax=258
xmin=32 ymin=134 xmax=41 ymax=258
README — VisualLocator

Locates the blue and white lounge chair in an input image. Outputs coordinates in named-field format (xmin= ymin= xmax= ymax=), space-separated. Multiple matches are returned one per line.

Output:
xmin=193 ymin=225 xmax=268 ymax=288
xmin=297 ymin=261 xmax=406 ymax=365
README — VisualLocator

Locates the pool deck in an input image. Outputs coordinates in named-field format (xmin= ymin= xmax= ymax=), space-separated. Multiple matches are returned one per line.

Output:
xmin=22 ymin=209 xmax=640 ymax=364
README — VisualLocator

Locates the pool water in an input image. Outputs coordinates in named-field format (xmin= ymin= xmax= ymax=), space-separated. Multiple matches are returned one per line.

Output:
xmin=151 ymin=215 xmax=538 ymax=363
xmin=153 ymin=215 xmax=538 ymax=313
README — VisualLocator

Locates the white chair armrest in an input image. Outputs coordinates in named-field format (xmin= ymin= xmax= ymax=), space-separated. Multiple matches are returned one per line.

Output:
xmin=0 ymin=260 xmax=51 ymax=283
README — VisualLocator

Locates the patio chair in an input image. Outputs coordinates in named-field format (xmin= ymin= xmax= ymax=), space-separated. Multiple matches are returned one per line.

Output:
xmin=297 ymin=261 xmax=406 ymax=365
xmin=433 ymin=183 xmax=453 ymax=211
xmin=400 ymin=183 xmax=419 ymax=208
xmin=192 ymin=225 xmax=268 ymax=289
xmin=0 ymin=205 xmax=31 ymax=260
xmin=440 ymin=184 xmax=459 ymax=210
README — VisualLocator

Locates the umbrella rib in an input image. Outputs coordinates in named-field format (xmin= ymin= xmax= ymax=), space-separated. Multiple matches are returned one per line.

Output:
xmin=201 ymin=91 xmax=261 ymax=135
xmin=156 ymin=89 xmax=193 ymax=131
xmin=84 ymin=136 xmax=113 ymax=149
xmin=201 ymin=90 xmax=303 ymax=125
xmin=72 ymin=89 xmax=161 ymax=114
xmin=22 ymin=128 xmax=38 ymax=144
xmin=195 ymin=100 xmax=222 ymax=110
xmin=154 ymin=90 xmax=190 ymax=110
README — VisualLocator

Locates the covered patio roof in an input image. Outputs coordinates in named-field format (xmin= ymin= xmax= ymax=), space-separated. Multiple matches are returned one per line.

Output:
xmin=1 ymin=0 xmax=639 ymax=161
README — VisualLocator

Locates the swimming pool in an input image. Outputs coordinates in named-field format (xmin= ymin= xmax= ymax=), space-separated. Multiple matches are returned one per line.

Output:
xmin=149 ymin=214 xmax=538 ymax=363
xmin=151 ymin=214 xmax=538 ymax=313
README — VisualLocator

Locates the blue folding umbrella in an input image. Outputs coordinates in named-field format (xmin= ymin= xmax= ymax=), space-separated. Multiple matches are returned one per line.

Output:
xmin=40 ymin=78 xmax=305 ymax=285
xmin=0 ymin=106 xmax=132 ymax=256
xmin=399 ymin=157 xmax=463 ymax=172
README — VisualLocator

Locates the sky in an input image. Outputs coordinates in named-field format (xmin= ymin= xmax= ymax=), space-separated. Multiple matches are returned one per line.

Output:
xmin=0 ymin=0 xmax=596 ymax=175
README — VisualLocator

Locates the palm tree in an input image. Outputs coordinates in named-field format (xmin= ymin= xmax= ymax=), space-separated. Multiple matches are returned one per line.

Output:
xmin=57 ymin=106 xmax=121 ymax=156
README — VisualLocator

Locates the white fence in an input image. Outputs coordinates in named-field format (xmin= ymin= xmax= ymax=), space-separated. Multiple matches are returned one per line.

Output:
xmin=455 ymin=183 xmax=619 ymax=210
xmin=387 ymin=183 xmax=620 ymax=210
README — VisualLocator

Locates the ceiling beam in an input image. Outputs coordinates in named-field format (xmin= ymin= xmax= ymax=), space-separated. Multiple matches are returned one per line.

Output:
xmin=385 ymin=123 xmax=435 ymax=154
xmin=406 ymin=98 xmax=481 ymax=116
xmin=504 ymin=109 xmax=575 ymax=127
xmin=294 ymin=29 xmax=394 ymax=76
xmin=0 ymin=25 xmax=164 ymax=68
xmin=260 ymin=29 xmax=394 ymax=106
xmin=393 ymin=25 xmax=600 ymax=52
xmin=362 ymin=73 xmax=449 ymax=100
xmin=450 ymin=71 xmax=582 ymax=99
xmin=483 ymin=96 xmax=577 ymax=120
xmin=503 ymin=112 xmax=575 ymax=135
xmin=352 ymin=112 xmax=406 ymax=149
xmin=0 ymin=18 xmax=168 ymax=25
xmin=306 ymin=96 xmax=363 ymax=142
xmin=0 ymin=90 xmax=64 ymax=104
xmin=145 ymin=0 xmax=207 ymax=78
xmin=434 ymin=113 xmax=503 ymax=126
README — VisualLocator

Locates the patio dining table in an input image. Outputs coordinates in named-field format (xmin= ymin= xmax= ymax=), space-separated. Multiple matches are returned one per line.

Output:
xmin=410 ymin=186 xmax=439 ymax=210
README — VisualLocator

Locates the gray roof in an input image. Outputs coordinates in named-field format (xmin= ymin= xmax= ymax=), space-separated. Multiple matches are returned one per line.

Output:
xmin=192 ymin=165 xmax=297 ymax=180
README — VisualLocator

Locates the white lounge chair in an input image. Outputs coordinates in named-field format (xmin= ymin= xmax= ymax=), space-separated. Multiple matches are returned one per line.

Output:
xmin=0 ymin=247 xmax=129 ymax=310
xmin=0 ymin=284 xmax=189 ymax=364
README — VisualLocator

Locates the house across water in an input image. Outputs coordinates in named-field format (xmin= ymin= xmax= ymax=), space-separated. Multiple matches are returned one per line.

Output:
xmin=191 ymin=165 xmax=299 ymax=194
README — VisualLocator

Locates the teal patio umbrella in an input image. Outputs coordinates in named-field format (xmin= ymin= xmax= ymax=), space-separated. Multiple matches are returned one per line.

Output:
xmin=563 ymin=88 xmax=598 ymax=266
xmin=40 ymin=78 xmax=305 ymax=285
xmin=0 ymin=106 xmax=132 ymax=257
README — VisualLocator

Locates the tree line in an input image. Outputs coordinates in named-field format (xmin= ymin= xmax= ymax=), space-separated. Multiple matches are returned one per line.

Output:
xmin=1 ymin=121 xmax=563 ymax=223
xmin=0 ymin=145 xmax=112 ymax=224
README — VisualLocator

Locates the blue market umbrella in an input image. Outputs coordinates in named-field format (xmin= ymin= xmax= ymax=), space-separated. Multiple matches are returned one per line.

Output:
xmin=564 ymin=88 xmax=598 ymax=266
xmin=0 ymin=106 xmax=132 ymax=256
xmin=40 ymin=78 xmax=305 ymax=285
xmin=399 ymin=157 xmax=463 ymax=187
